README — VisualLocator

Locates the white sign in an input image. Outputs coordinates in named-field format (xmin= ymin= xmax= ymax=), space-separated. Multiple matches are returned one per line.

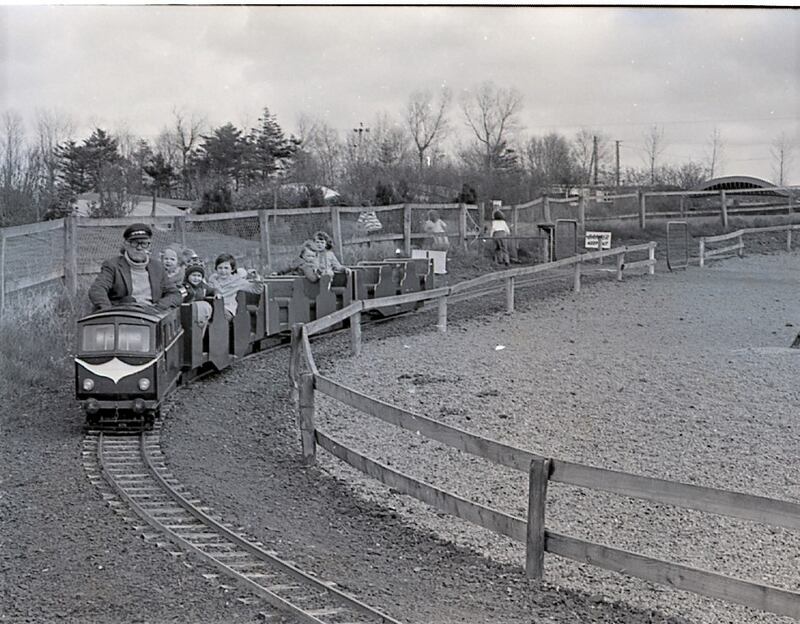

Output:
xmin=585 ymin=231 xmax=612 ymax=250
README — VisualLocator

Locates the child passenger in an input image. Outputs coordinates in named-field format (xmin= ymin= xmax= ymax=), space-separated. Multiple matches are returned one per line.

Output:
xmin=207 ymin=253 xmax=262 ymax=321
xmin=297 ymin=240 xmax=326 ymax=283
xmin=160 ymin=247 xmax=184 ymax=287
xmin=311 ymin=231 xmax=350 ymax=276
xmin=182 ymin=264 xmax=218 ymax=329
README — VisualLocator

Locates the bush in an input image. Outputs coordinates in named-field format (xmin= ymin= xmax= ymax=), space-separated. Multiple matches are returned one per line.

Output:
xmin=0 ymin=288 xmax=79 ymax=398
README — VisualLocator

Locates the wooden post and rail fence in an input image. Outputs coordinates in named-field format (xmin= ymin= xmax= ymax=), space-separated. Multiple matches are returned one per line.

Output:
xmin=699 ymin=223 xmax=800 ymax=268
xmin=287 ymin=244 xmax=800 ymax=619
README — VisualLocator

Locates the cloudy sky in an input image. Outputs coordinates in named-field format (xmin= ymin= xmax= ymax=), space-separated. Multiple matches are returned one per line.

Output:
xmin=1 ymin=5 xmax=798 ymax=183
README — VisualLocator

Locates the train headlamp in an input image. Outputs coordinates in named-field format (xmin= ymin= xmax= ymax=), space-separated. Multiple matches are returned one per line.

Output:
xmin=82 ymin=378 xmax=95 ymax=391
xmin=138 ymin=378 xmax=151 ymax=391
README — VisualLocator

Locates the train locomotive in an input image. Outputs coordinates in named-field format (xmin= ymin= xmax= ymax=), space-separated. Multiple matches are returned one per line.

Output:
xmin=75 ymin=257 xmax=434 ymax=429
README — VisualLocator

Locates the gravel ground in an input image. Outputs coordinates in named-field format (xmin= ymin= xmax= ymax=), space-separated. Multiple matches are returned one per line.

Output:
xmin=310 ymin=252 xmax=800 ymax=623
xmin=2 ymin=247 xmax=799 ymax=623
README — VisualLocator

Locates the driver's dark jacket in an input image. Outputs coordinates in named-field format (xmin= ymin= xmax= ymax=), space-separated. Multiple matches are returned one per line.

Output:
xmin=88 ymin=255 xmax=182 ymax=311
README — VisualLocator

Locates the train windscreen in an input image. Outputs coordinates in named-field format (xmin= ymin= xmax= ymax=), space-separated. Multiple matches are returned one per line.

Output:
xmin=81 ymin=324 xmax=115 ymax=352
xmin=118 ymin=324 xmax=151 ymax=353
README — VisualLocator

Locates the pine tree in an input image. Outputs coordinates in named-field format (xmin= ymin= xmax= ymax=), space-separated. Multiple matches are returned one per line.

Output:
xmin=249 ymin=107 xmax=299 ymax=179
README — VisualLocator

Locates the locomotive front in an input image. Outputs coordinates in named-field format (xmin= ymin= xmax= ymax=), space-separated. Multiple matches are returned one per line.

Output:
xmin=75 ymin=306 xmax=179 ymax=428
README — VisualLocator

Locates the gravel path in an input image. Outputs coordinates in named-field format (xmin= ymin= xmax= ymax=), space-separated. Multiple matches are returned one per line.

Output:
xmin=309 ymin=253 xmax=800 ymax=623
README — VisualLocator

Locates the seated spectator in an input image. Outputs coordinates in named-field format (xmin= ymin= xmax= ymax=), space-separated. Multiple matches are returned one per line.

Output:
xmin=423 ymin=210 xmax=449 ymax=251
xmin=206 ymin=253 xmax=262 ymax=321
xmin=312 ymin=231 xmax=350 ymax=275
xmin=182 ymin=264 xmax=218 ymax=329
xmin=88 ymin=223 xmax=181 ymax=312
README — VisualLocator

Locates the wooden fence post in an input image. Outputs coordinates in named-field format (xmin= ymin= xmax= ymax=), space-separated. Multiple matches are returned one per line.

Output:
xmin=0 ymin=231 xmax=5 ymax=316
xmin=720 ymin=190 xmax=728 ymax=229
xmin=738 ymin=233 xmax=744 ymax=258
xmin=258 ymin=209 xmax=272 ymax=269
xmin=699 ymin=239 xmax=705 ymax=268
xmin=525 ymin=457 xmax=551 ymax=579
xmin=458 ymin=202 xmax=467 ymax=251
xmin=648 ymin=244 xmax=656 ymax=275
xmin=573 ymin=259 xmax=581 ymax=293
xmin=679 ymin=194 xmax=686 ymax=218
xmin=616 ymin=251 xmax=625 ymax=281
xmin=331 ymin=205 xmax=344 ymax=259
xmin=542 ymin=194 xmax=551 ymax=223
xmin=350 ymin=310 xmax=362 ymax=356
xmin=638 ymin=190 xmax=647 ymax=230
xmin=298 ymin=372 xmax=317 ymax=466
xmin=787 ymin=227 xmax=792 ymax=252
xmin=403 ymin=203 xmax=412 ymax=256
xmin=437 ymin=295 xmax=447 ymax=333
xmin=505 ymin=276 xmax=515 ymax=313
xmin=578 ymin=195 xmax=586 ymax=229
xmin=511 ymin=204 xmax=520 ymax=258
xmin=64 ymin=215 xmax=78 ymax=298
xmin=174 ymin=215 xmax=187 ymax=248
xmin=289 ymin=323 xmax=303 ymax=407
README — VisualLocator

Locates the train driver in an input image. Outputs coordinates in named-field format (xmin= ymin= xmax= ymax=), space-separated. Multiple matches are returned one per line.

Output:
xmin=88 ymin=223 xmax=182 ymax=312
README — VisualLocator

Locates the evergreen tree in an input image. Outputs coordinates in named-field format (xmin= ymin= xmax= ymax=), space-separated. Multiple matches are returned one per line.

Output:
xmin=196 ymin=123 xmax=246 ymax=190
xmin=248 ymin=107 xmax=299 ymax=179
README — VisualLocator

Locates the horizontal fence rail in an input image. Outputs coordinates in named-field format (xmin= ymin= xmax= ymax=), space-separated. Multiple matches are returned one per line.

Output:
xmin=699 ymin=223 xmax=800 ymax=267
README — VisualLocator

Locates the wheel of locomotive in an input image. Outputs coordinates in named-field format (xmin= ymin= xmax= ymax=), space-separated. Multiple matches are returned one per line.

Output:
xmin=144 ymin=408 xmax=159 ymax=430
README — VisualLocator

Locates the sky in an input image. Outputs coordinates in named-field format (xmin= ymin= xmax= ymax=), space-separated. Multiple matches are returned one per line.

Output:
xmin=1 ymin=5 xmax=798 ymax=183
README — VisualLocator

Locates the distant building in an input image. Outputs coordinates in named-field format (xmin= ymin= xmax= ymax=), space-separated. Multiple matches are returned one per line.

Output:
xmin=73 ymin=193 xmax=198 ymax=218
xmin=694 ymin=175 xmax=779 ymax=193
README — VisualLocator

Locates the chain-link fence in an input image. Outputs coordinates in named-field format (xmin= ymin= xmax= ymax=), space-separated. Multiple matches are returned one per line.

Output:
xmin=3 ymin=188 xmax=798 ymax=315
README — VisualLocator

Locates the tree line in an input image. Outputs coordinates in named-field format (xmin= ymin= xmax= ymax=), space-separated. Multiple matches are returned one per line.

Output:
xmin=0 ymin=81 xmax=795 ymax=227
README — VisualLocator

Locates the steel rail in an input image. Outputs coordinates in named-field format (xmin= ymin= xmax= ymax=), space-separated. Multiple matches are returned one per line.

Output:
xmin=95 ymin=431 xmax=403 ymax=624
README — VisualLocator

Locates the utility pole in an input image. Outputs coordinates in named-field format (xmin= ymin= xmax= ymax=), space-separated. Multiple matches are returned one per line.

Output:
xmin=615 ymin=140 xmax=621 ymax=188
xmin=592 ymin=135 xmax=599 ymax=186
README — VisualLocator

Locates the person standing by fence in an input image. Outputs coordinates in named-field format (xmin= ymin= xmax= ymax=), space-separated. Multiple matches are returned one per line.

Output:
xmin=88 ymin=223 xmax=182 ymax=312
xmin=424 ymin=210 xmax=449 ymax=251
xmin=488 ymin=209 xmax=512 ymax=266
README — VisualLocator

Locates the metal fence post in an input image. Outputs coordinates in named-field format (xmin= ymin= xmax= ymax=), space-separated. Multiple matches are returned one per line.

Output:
xmin=525 ymin=457 xmax=551 ymax=579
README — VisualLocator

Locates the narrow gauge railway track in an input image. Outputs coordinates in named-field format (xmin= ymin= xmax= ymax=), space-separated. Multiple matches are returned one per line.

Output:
xmin=82 ymin=426 xmax=404 ymax=624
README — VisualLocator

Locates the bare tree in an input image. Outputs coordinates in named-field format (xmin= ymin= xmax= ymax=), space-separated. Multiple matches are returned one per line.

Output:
xmin=573 ymin=128 xmax=611 ymax=184
xmin=295 ymin=114 xmax=342 ymax=188
xmin=34 ymin=108 xmax=74 ymax=211
xmin=370 ymin=111 xmax=411 ymax=168
xmin=460 ymin=81 xmax=523 ymax=177
xmin=0 ymin=111 xmax=26 ymax=224
xmin=704 ymin=126 xmax=725 ymax=179
xmin=770 ymin=132 xmax=795 ymax=186
xmin=172 ymin=107 xmax=206 ymax=197
xmin=642 ymin=125 xmax=667 ymax=185
xmin=406 ymin=87 xmax=451 ymax=174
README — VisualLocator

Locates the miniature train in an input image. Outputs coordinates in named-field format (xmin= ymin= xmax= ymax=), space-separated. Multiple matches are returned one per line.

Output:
xmin=75 ymin=257 xmax=434 ymax=429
